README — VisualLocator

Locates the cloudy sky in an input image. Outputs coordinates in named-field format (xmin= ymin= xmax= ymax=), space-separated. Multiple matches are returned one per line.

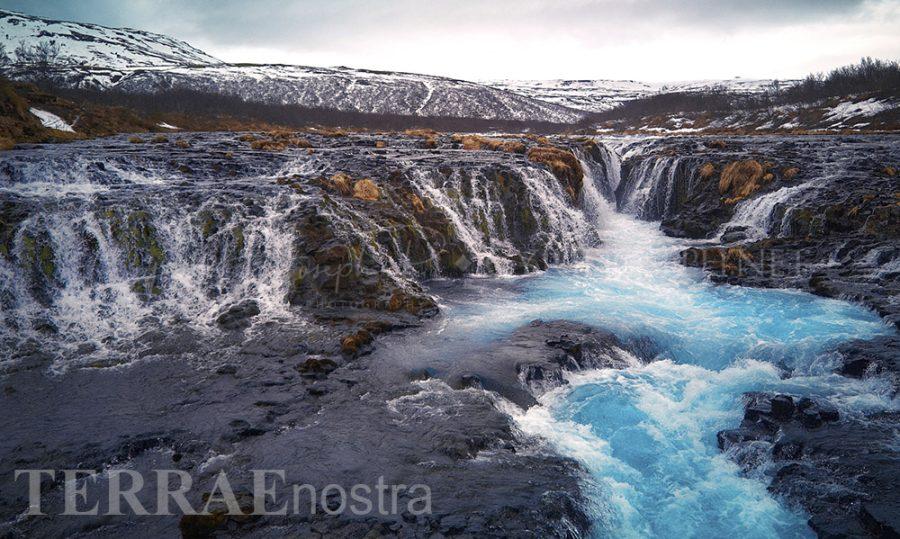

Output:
xmin=2 ymin=0 xmax=898 ymax=81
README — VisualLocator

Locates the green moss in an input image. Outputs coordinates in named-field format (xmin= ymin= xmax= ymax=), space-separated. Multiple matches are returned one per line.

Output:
xmin=200 ymin=211 xmax=219 ymax=239
xmin=100 ymin=208 xmax=166 ymax=300
xmin=476 ymin=210 xmax=491 ymax=242
xmin=39 ymin=244 xmax=55 ymax=280
xmin=231 ymin=225 xmax=245 ymax=252
xmin=18 ymin=233 xmax=56 ymax=281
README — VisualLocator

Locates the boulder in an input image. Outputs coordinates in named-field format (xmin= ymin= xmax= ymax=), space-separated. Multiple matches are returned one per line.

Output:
xmin=215 ymin=300 xmax=260 ymax=330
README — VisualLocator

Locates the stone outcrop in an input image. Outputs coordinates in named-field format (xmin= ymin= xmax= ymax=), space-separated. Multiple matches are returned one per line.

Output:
xmin=719 ymin=393 xmax=900 ymax=538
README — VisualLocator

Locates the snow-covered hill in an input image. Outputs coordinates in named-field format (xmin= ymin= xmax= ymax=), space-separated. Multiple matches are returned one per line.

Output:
xmin=485 ymin=78 xmax=799 ymax=113
xmin=0 ymin=9 xmax=819 ymax=125
xmin=0 ymin=10 xmax=582 ymax=122
xmin=0 ymin=10 xmax=220 ymax=67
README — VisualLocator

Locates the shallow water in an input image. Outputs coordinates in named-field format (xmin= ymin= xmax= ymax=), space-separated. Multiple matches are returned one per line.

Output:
xmin=387 ymin=204 xmax=895 ymax=537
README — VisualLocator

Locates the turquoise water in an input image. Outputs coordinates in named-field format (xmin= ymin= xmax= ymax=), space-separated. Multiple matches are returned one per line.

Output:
xmin=418 ymin=208 xmax=896 ymax=537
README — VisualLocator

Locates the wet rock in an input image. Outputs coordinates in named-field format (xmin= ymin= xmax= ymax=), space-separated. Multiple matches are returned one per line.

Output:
xmin=720 ymin=226 xmax=749 ymax=244
xmin=445 ymin=319 xmax=647 ymax=408
xmin=295 ymin=356 xmax=338 ymax=378
xmin=215 ymin=300 xmax=260 ymax=330
xmin=719 ymin=393 xmax=899 ymax=537
xmin=835 ymin=336 xmax=900 ymax=390
xmin=215 ymin=364 xmax=238 ymax=375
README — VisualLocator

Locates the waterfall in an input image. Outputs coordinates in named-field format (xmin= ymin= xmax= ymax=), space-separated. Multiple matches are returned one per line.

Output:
xmin=718 ymin=180 xmax=820 ymax=241
xmin=0 ymin=139 xmax=606 ymax=368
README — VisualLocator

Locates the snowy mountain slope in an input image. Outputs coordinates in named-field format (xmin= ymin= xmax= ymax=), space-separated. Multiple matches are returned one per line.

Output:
xmin=57 ymin=64 xmax=584 ymax=122
xmin=0 ymin=10 xmax=582 ymax=122
xmin=0 ymin=10 xmax=220 ymax=67
xmin=485 ymin=78 xmax=800 ymax=113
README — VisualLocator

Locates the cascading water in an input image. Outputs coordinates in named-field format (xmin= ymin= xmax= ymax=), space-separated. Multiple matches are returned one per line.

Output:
xmin=719 ymin=180 xmax=819 ymax=240
xmin=404 ymin=164 xmax=597 ymax=275
xmin=371 ymin=141 xmax=896 ymax=537
xmin=0 ymin=136 xmax=598 ymax=370
xmin=2 ymin=134 xmax=894 ymax=535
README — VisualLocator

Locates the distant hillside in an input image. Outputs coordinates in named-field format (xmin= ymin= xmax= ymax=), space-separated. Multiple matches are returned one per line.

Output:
xmin=0 ymin=10 xmax=582 ymax=123
xmin=483 ymin=78 xmax=796 ymax=113
xmin=591 ymin=58 xmax=900 ymax=134
xmin=0 ymin=10 xmax=220 ymax=68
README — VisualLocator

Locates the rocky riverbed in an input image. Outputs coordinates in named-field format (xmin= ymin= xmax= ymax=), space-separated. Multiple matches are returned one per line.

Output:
xmin=1 ymin=132 xmax=897 ymax=537
xmin=609 ymin=134 xmax=899 ymax=537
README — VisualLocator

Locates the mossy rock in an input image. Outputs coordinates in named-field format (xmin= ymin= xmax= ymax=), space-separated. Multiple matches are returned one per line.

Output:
xmin=101 ymin=208 xmax=166 ymax=299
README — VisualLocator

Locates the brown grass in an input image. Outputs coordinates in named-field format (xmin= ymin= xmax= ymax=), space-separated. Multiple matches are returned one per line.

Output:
xmin=249 ymin=135 xmax=312 ymax=151
xmin=782 ymin=167 xmax=800 ymax=179
xmin=128 ymin=135 xmax=144 ymax=144
xmin=454 ymin=134 xmax=526 ymax=154
xmin=352 ymin=179 xmax=380 ymax=201
xmin=699 ymin=163 xmax=715 ymax=179
xmin=329 ymin=172 xmax=353 ymax=196
xmin=526 ymin=145 xmax=584 ymax=203
xmin=407 ymin=193 xmax=426 ymax=214
xmin=719 ymin=160 xmax=772 ymax=203
xmin=404 ymin=128 xmax=439 ymax=138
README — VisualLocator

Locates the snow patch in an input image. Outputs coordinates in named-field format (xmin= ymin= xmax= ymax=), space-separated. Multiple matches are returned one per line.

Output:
xmin=825 ymin=98 xmax=891 ymax=121
xmin=29 ymin=108 xmax=75 ymax=132
xmin=157 ymin=122 xmax=180 ymax=130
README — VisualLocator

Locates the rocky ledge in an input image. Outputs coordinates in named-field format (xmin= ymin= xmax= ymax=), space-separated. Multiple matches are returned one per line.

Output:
xmin=1 ymin=316 xmax=645 ymax=537
xmin=718 ymin=393 xmax=900 ymax=537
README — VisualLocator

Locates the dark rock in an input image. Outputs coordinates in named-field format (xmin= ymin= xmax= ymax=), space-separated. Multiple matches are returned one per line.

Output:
xmin=295 ymin=356 xmax=338 ymax=378
xmin=444 ymin=319 xmax=646 ymax=408
xmin=718 ymin=393 xmax=899 ymax=537
xmin=215 ymin=300 xmax=260 ymax=330
xmin=215 ymin=364 xmax=238 ymax=375
xmin=769 ymin=395 xmax=795 ymax=420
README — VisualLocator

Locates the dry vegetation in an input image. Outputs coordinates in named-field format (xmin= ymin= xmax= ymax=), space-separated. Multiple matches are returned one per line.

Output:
xmin=323 ymin=173 xmax=380 ymax=201
xmin=526 ymin=145 xmax=584 ymax=202
xmin=718 ymin=160 xmax=774 ymax=204
xmin=352 ymin=178 xmax=381 ymax=201
xmin=451 ymin=134 xmax=527 ymax=153
xmin=699 ymin=162 xmax=716 ymax=179
xmin=247 ymin=130 xmax=313 ymax=151
xmin=404 ymin=128 xmax=438 ymax=148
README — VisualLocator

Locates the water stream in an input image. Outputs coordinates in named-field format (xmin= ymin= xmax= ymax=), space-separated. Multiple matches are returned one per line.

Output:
xmin=374 ymin=161 xmax=896 ymax=538
xmin=2 ymin=136 xmax=895 ymax=535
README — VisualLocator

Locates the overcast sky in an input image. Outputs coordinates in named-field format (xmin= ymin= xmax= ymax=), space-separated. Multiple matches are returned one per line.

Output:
xmin=2 ymin=0 xmax=898 ymax=81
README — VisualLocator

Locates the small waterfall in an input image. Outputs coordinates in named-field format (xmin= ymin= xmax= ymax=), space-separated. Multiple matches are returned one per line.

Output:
xmin=406 ymin=167 xmax=514 ymax=274
xmin=0 ymin=140 xmax=606 ymax=368
xmin=404 ymin=164 xmax=598 ymax=275
xmin=575 ymin=146 xmax=615 ymax=227
xmin=719 ymin=181 xmax=819 ymax=241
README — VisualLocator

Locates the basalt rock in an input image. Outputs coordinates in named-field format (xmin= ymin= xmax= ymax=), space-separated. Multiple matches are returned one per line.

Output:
xmin=215 ymin=300 xmax=261 ymax=330
xmin=447 ymin=319 xmax=647 ymax=408
xmin=719 ymin=393 xmax=900 ymax=538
